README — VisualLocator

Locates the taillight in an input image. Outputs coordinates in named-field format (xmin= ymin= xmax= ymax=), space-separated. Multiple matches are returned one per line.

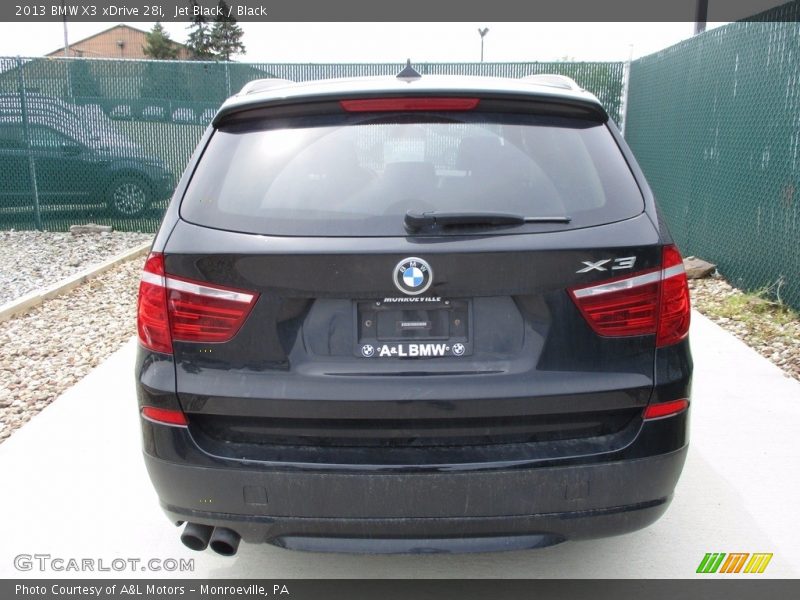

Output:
xmin=339 ymin=97 xmax=480 ymax=112
xmin=136 ymin=252 xmax=259 ymax=354
xmin=569 ymin=245 xmax=691 ymax=347
xmin=656 ymin=245 xmax=691 ymax=347
xmin=137 ymin=253 xmax=171 ymax=354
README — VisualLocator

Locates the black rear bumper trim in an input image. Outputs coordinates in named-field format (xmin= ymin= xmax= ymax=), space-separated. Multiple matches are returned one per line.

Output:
xmin=161 ymin=498 xmax=670 ymax=552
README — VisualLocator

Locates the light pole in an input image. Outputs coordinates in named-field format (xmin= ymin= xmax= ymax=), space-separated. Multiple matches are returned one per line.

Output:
xmin=478 ymin=28 xmax=489 ymax=62
xmin=61 ymin=0 xmax=69 ymax=57
xmin=62 ymin=0 xmax=73 ymax=99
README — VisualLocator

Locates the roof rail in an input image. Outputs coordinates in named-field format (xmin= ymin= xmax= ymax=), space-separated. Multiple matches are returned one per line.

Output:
xmin=521 ymin=74 xmax=582 ymax=91
xmin=238 ymin=78 xmax=295 ymax=96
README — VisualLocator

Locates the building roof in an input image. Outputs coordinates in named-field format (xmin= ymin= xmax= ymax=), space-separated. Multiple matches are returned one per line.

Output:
xmin=46 ymin=24 xmax=190 ymax=60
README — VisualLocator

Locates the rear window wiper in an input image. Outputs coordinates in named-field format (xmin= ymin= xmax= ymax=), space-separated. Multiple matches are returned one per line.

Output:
xmin=404 ymin=211 xmax=571 ymax=233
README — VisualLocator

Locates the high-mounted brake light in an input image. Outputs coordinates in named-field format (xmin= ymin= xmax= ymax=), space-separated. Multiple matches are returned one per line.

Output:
xmin=136 ymin=252 xmax=259 ymax=354
xmin=340 ymin=97 xmax=480 ymax=112
xmin=568 ymin=245 xmax=691 ymax=347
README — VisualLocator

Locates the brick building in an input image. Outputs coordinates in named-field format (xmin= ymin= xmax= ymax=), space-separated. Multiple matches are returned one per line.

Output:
xmin=46 ymin=24 xmax=191 ymax=60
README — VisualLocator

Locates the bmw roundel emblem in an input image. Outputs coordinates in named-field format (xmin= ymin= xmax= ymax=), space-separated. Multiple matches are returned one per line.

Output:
xmin=393 ymin=257 xmax=433 ymax=295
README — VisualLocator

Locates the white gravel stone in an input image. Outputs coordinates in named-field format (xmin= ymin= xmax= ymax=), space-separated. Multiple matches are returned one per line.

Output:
xmin=0 ymin=256 xmax=146 ymax=444
xmin=0 ymin=230 xmax=153 ymax=305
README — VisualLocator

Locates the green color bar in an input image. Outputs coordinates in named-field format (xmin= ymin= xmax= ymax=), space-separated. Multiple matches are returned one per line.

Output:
xmin=709 ymin=553 xmax=726 ymax=573
xmin=696 ymin=553 xmax=714 ymax=573
xmin=697 ymin=553 xmax=727 ymax=574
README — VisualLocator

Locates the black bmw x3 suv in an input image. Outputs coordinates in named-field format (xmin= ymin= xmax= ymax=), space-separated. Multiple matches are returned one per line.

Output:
xmin=135 ymin=69 xmax=692 ymax=556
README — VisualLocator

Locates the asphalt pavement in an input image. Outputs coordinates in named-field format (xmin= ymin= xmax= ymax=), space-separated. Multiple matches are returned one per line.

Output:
xmin=1 ymin=311 xmax=798 ymax=578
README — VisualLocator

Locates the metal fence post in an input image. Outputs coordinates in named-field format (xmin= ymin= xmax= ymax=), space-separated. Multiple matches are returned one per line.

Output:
xmin=225 ymin=61 xmax=231 ymax=96
xmin=619 ymin=45 xmax=633 ymax=136
xmin=64 ymin=57 xmax=73 ymax=100
xmin=16 ymin=56 xmax=43 ymax=231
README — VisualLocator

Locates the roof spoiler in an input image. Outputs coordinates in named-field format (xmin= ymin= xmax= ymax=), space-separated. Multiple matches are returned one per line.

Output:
xmin=237 ymin=78 xmax=295 ymax=96
xmin=521 ymin=74 xmax=582 ymax=91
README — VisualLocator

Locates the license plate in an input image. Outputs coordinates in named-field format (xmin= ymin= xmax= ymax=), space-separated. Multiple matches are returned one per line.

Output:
xmin=360 ymin=341 xmax=467 ymax=358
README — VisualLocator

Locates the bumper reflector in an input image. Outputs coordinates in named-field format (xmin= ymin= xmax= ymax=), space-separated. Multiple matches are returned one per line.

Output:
xmin=643 ymin=399 xmax=689 ymax=420
xmin=141 ymin=406 xmax=188 ymax=427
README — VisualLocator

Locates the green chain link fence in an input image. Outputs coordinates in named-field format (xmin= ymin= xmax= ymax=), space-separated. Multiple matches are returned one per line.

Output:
xmin=0 ymin=58 xmax=623 ymax=234
xmin=5 ymin=21 xmax=799 ymax=311
xmin=625 ymin=3 xmax=800 ymax=309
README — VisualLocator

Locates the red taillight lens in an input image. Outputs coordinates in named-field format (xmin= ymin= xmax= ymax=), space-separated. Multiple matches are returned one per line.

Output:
xmin=568 ymin=245 xmax=691 ymax=347
xmin=137 ymin=253 xmax=172 ymax=354
xmin=569 ymin=272 xmax=661 ymax=337
xmin=141 ymin=406 xmax=188 ymax=426
xmin=166 ymin=276 xmax=258 ymax=343
xmin=656 ymin=245 xmax=691 ymax=347
xmin=643 ymin=399 xmax=689 ymax=420
xmin=340 ymin=97 xmax=480 ymax=112
xmin=136 ymin=252 xmax=259 ymax=353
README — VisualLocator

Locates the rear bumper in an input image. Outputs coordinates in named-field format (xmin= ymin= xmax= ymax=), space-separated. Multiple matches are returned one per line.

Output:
xmin=143 ymin=417 xmax=688 ymax=552
xmin=159 ymin=496 xmax=674 ymax=554
xmin=137 ymin=338 xmax=692 ymax=552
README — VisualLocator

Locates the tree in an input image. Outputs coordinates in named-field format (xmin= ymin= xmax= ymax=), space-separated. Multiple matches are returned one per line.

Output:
xmin=142 ymin=23 xmax=179 ymax=60
xmin=186 ymin=1 xmax=214 ymax=60
xmin=210 ymin=0 xmax=245 ymax=61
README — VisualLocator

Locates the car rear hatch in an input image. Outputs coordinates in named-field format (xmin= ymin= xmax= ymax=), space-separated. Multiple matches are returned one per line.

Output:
xmin=145 ymin=90 xmax=682 ymax=464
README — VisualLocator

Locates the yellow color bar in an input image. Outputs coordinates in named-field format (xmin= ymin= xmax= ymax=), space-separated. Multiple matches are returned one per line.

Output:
xmin=744 ymin=553 xmax=773 ymax=574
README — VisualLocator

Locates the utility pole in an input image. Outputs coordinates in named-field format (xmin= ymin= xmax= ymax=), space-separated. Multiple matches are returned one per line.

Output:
xmin=61 ymin=0 xmax=69 ymax=56
xmin=61 ymin=0 xmax=74 ymax=99
xmin=478 ymin=28 xmax=489 ymax=62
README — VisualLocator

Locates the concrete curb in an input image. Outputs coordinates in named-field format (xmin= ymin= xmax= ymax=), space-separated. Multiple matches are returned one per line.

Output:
xmin=0 ymin=240 xmax=151 ymax=324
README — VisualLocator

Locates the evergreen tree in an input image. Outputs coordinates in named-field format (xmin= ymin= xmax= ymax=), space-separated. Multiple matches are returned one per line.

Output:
xmin=142 ymin=23 xmax=179 ymax=60
xmin=210 ymin=0 xmax=245 ymax=61
xmin=186 ymin=1 xmax=214 ymax=60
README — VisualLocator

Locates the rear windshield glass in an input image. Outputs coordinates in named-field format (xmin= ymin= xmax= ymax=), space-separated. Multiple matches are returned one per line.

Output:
xmin=181 ymin=112 xmax=643 ymax=236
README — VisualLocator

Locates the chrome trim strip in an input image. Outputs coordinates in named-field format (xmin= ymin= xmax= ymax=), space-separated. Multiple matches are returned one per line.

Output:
xmin=572 ymin=270 xmax=662 ymax=298
xmin=140 ymin=271 xmax=164 ymax=287
xmin=662 ymin=264 xmax=686 ymax=279
xmin=164 ymin=277 xmax=254 ymax=303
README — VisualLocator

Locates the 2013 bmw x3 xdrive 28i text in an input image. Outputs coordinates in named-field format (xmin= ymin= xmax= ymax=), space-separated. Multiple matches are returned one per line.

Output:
xmin=135 ymin=67 xmax=692 ymax=556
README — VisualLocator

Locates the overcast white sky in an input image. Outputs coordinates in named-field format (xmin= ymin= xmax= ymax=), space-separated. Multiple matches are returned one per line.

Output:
xmin=0 ymin=21 xmax=727 ymax=62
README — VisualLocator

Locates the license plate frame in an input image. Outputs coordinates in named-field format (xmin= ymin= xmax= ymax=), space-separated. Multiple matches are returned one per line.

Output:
xmin=354 ymin=298 xmax=472 ymax=358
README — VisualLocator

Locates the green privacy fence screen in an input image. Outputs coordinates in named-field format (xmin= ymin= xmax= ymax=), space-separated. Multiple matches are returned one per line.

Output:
xmin=0 ymin=58 xmax=623 ymax=234
xmin=624 ymin=6 xmax=800 ymax=309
